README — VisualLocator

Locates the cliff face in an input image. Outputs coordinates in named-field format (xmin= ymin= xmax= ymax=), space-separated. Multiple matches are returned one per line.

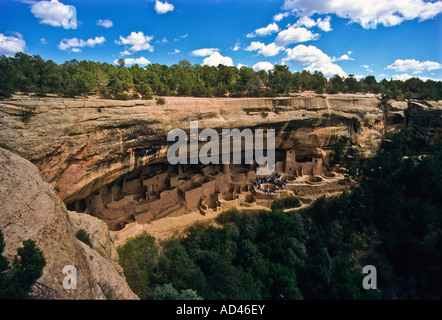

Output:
xmin=0 ymin=93 xmax=440 ymax=204
xmin=0 ymin=148 xmax=138 ymax=299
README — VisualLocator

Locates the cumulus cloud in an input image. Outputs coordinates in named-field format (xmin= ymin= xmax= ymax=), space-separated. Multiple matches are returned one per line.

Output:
xmin=247 ymin=23 xmax=280 ymax=38
xmin=30 ymin=0 xmax=76 ymax=28
xmin=245 ymin=41 xmax=285 ymax=57
xmin=386 ymin=59 xmax=442 ymax=74
xmin=168 ymin=49 xmax=180 ymax=54
xmin=282 ymin=0 xmax=442 ymax=29
xmin=58 ymin=36 xmax=105 ymax=52
xmin=252 ymin=61 xmax=275 ymax=72
xmin=0 ymin=33 xmax=26 ymax=56
xmin=202 ymin=52 xmax=233 ymax=67
xmin=273 ymin=12 xmax=290 ymax=22
xmin=96 ymin=19 xmax=113 ymax=28
xmin=114 ymin=57 xmax=151 ymax=66
xmin=292 ymin=15 xmax=332 ymax=31
xmin=316 ymin=16 xmax=332 ymax=32
xmin=283 ymin=44 xmax=346 ymax=77
xmin=275 ymin=26 xmax=319 ymax=46
xmin=115 ymin=31 xmax=154 ymax=55
xmin=332 ymin=52 xmax=354 ymax=61
xmin=191 ymin=48 xmax=219 ymax=57
xmin=392 ymin=73 xmax=442 ymax=81
xmin=155 ymin=0 xmax=174 ymax=14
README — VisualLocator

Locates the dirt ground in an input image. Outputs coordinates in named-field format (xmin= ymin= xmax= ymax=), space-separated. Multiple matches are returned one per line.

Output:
xmin=110 ymin=203 xmax=270 ymax=247
xmin=109 ymin=190 xmax=344 ymax=247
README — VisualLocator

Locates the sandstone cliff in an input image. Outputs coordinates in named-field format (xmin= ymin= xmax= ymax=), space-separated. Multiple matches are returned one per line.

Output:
xmin=0 ymin=147 xmax=138 ymax=299
xmin=0 ymin=93 xmax=440 ymax=205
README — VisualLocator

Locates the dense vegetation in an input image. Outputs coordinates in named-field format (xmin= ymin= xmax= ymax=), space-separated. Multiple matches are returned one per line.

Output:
xmin=1 ymin=53 xmax=441 ymax=100
xmin=0 ymin=230 xmax=46 ymax=299
xmin=117 ymin=129 xmax=441 ymax=300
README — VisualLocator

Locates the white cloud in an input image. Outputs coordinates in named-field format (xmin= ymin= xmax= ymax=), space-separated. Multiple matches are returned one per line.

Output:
xmin=174 ymin=34 xmax=189 ymax=42
xmin=392 ymin=73 xmax=442 ymax=81
xmin=40 ymin=37 xmax=48 ymax=45
xmin=154 ymin=0 xmax=174 ymax=14
xmin=304 ymin=63 xmax=346 ymax=78
xmin=245 ymin=41 xmax=285 ymax=57
xmin=247 ymin=23 xmax=280 ymax=38
xmin=282 ymin=0 xmax=442 ymax=29
xmin=283 ymin=44 xmax=346 ymax=77
xmin=168 ymin=49 xmax=180 ymax=54
xmin=238 ymin=63 xmax=248 ymax=69
xmin=332 ymin=53 xmax=354 ymax=61
xmin=275 ymin=26 xmax=319 ymax=46
xmin=252 ymin=61 xmax=275 ymax=72
xmin=114 ymin=57 xmax=151 ymax=66
xmin=294 ymin=16 xmax=317 ymax=28
xmin=386 ymin=59 xmax=442 ymax=74
xmin=96 ymin=19 xmax=113 ymax=28
xmin=292 ymin=15 xmax=332 ymax=31
xmin=115 ymin=31 xmax=154 ymax=55
xmin=0 ymin=32 xmax=26 ymax=56
xmin=232 ymin=40 xmax=241 ymax=51
xmin=337 ymin=54 xmax=351 ymax=61
xmin=273 ymin=12 xmax=290 ymax=21
xmin=202 ymin=52 xmax=233 ymax=67
xmin=191 ymin=48 xmax=219 ymax=57
xmin=316 ymin=16 xmax=332 ymax=32
xmin=361 ymin=64 xmax=374 ymax=73
xmin=58 ymin=36 xmax=105 ymax=52
xmin=30 ymin=0 xmax=76 ymax=28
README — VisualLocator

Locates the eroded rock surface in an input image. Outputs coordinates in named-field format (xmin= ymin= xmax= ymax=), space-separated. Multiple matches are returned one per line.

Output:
xmin=0 ymin=148 xmax=138 ymax=299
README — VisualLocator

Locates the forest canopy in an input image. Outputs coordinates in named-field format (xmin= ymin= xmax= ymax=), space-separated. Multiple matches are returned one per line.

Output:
xmin=1 ymin=53 xmax=441 ymax=100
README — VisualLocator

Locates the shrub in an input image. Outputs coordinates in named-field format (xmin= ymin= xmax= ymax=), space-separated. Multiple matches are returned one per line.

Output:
xmin=113 ymin=93 xmax=131 ymax=100
xmin=75 ymin=229 xmax=92 ymax=247
xmin=270 ymin=196 xmax=302 ymax=211
xmin=215 ymin=208 xmax=241 ymax=224
xmin=21 ymin=106 xmax=36 ymax=122
xmin=143 ymin=93 xmax=153 ymax=100
xmin=156 ymin=97 xmax=166 ymax=105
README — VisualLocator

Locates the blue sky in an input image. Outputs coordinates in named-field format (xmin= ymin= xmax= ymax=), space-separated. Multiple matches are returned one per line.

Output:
xmin=1 ymin=0 xmax=441 ymax=81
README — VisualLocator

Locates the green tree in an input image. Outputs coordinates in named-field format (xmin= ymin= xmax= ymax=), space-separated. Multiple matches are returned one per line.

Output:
xmin=117 ymin=232 xmax=159 ymax=299
xmin=345 ymin=75 xmax=360 ymax=93
xmin=0 ymin=231 xmax=46 ymax=299
xmin=327 ymin=75 xmax=346 ymax=94
xmin=152 ymin=283 xmax=203 ymax=300
xmin=269 ymin=65 xmax=292 ymax=94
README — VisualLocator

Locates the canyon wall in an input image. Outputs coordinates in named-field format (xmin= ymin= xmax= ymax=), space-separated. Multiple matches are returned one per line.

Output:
xmin=0 ymin=93 xmax=440 ymax=205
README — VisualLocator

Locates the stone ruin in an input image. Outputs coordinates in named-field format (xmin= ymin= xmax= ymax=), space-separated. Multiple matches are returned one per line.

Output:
xmin=67 ymin=149 xmax=348 ymax=231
